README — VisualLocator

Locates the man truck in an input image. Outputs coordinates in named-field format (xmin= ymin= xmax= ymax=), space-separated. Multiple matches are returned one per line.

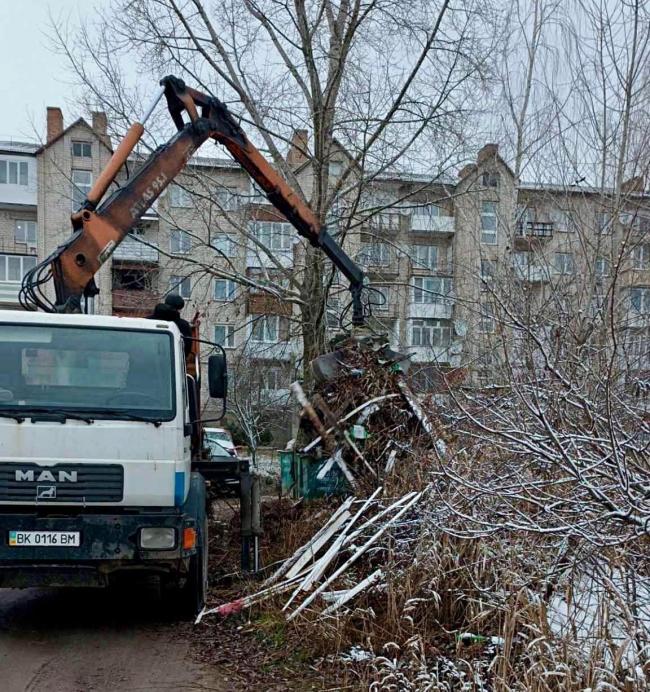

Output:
xmin=0 ymin=75 xmax=369 ymax=616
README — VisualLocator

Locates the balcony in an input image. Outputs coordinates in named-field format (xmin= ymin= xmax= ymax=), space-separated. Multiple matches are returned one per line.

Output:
xmin=246 ymin=248 xmax=292 ymax=269
xmin=622 ymin=215 xmax=650 ymax=237
xmin=0 ymin=156 xmax=37 ymax=207
xmin=246 ymin=340 xmax=300 ymax=361
xmin=410 ymin=214 xmax=455 ymax=235
xmin=111 ymin=288 xmax=157 ymax=317
xmin=247 ymin=293 xmax=292 ymax=316
xmin=112 ymin=237 xmax=159 ymax=263
xmin=369 ymin=303 xmax=398 ymax=319
xmin=367 ymin=213 xmax=402 ymax=233
xmin=408 ymin=300 xmax=454 ymax=320
xmin=411 ymin=262 xmax=454 ymax=276
xmin=516 ymin=221 xmax=554 ymax=238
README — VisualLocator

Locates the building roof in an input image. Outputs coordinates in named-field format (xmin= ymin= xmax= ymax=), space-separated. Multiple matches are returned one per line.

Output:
xmin=35 ymin=118 xmax=113 ymax=155
xmin=375 ymin=170 xmax=456 ymax=185
xmin=518 ymin=180 xmax=649 ymax=199
xmin=0 ymin=140 xmax=39 ymax=156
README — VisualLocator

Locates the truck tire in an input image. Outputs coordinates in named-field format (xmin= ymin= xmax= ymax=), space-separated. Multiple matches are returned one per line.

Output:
xmin=179 ymin=516 xmax=208 ymax=619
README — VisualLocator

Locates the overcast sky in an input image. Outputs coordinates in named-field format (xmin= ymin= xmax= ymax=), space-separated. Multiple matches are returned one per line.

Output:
xmin=0 ymin=0 xmax=90 ymax=142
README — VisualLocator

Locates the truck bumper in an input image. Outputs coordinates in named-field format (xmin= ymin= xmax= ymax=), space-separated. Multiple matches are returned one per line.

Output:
xmin=0 ymin=509 xmax=199 ymax=588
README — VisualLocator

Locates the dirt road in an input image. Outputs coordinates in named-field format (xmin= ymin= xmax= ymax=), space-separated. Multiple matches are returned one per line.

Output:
xmin=0 ymin=586 xmax=228 ymax=692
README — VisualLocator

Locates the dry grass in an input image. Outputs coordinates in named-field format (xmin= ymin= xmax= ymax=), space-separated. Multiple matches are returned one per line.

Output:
xmin=246 ymin=452 xmax=649 ymax=690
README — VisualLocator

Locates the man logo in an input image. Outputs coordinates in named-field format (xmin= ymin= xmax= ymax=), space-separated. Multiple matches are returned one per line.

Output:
xmin=14 ymin=470 xmax=78 ymax=483
xmin=36 ymin=486 xmax=56 ymax=500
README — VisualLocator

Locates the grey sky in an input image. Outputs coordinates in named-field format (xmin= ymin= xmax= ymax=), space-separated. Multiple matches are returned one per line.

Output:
xmin=0 ymin=0 xmax=90 ymax=142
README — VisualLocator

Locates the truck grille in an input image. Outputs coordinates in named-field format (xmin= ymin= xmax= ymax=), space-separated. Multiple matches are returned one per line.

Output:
xmin=0 ymin=463 xmax=124 ymax=503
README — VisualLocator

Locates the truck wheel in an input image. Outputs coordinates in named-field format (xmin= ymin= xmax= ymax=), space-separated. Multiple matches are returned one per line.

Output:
xmin=179 ymin=517 xmax=208 ymax=619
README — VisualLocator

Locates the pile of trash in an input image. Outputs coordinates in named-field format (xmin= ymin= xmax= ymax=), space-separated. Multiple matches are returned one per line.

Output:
xmin=198 ymin=335 xmax=440 ymax=623
xmin=290 ymin=334 xmax=443 ymax=493
xmin=197 ymin=487 xmax=424 ymax=623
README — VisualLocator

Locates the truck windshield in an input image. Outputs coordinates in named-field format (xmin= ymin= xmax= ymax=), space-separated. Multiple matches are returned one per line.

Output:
xmin=0 ymin=324 xmax=175 ymax=421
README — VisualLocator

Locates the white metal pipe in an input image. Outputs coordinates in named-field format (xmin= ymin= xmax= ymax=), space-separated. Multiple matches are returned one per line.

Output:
xmin=140 ymin=85 xmax=166 ymax=125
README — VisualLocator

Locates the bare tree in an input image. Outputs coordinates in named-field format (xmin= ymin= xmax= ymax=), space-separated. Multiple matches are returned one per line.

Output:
xmin=52 ymin=0 xmax=497 ymax=377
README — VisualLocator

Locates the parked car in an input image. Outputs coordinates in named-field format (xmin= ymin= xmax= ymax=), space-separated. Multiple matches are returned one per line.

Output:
xmin=204 ymin=427 xmax=237 ymax=458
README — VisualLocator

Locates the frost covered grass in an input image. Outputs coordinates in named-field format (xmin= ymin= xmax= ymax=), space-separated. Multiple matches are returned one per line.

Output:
xmin=254 ymin=447 xmax=648 ymax=690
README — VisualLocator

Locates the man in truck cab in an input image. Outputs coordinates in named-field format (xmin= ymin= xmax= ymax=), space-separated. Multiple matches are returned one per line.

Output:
xmin=148 ymin=296 xmax=192 ymax=354
xmin=164 ymin=294 xmax=192 ymax=351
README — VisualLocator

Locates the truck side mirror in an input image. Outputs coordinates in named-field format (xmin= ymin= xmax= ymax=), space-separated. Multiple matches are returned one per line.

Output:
xmin=208 ymin=353 xmax=227 ymax=399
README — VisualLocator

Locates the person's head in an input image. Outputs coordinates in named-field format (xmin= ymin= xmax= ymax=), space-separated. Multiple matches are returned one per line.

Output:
xmin=165 ymin=293 xmax=185 ymax=313
xmin=152 ymin=303 xmax=176 ymax=320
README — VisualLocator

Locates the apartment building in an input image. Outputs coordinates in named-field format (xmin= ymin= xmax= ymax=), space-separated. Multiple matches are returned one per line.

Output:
xmin=1 ymin=108 xmax=649 ymax=425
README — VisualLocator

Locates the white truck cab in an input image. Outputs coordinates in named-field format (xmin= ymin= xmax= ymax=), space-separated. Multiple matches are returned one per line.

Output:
xmin=0 ymin=310 xmax=225 ymax=616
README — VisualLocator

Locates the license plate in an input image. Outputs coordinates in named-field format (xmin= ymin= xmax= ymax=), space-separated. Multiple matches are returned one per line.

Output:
xmin=8 ymin=531 xmax=80 ymax=547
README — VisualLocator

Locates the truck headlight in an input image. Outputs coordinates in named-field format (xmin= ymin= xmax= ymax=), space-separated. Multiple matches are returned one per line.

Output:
xmin=139 ymin=527 xmax=176 ymax=550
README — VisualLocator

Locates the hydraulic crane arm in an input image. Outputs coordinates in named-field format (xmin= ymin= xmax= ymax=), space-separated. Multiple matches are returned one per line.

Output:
xmin=21 ymin=76 xmax=365 ymax=324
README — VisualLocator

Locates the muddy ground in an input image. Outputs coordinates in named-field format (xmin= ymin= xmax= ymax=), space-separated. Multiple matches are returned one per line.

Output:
xmin=0 ymin=497 xmax=330 ymax=692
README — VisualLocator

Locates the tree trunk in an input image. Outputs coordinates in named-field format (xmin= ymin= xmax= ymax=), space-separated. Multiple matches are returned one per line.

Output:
xmin=300 ymin=246 xmax=328 ymax=389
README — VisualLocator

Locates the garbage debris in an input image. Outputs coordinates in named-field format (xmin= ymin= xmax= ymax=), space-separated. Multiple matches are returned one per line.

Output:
xmin=197 ymin=486 xmax=426 ymax=624
xmin=291 ymin=335 xmax=442 ymax=493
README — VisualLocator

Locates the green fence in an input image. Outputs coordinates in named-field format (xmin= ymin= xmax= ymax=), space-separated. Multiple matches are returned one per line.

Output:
xmin=279 ymin=451 xmax=349 ymax=500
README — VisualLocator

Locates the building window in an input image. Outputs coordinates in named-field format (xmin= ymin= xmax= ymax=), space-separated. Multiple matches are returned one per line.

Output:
xmin=478 ymin=349 xmax=495 ymax=368
xmin=329 ymin=162 xmax=343 ymax=178
xmin=595 ymin=257 xmax=610 ymax=277
xmin=479 ymin=302 xmax=496 ymax=333
xmin=359 ymin=242 xmax=390 ymax=267
xmin=410 ymin=318 xmax=451 ymax=347
xmin=214 ymin=278 xmax=236 ymax=301
xmin=632 ymin=244 xmax=650 ymax=270
xmin=72 ymin=169 xmax=92 ymax=209
xmin=626 ymin=332 xmax=650 ymax=370
xmin=369 ymin=285 xmax=390 ymax=311
xmin=480 ymin=201 xmax=497 ymax=245
xmin=620 ymin=211 xmax=650 ymax=235
xmin=214 ymin=324 xmax=235 ymax=349
xmin=170 ymin=230 xmax=192 ymax=254
xmin=214 ymin=187 xmax=239 ymax=211
xmin=14 ymin=220 xmax=37 ymax=246
xmin=0 ymin=253 xmax=37 ymax=282
xmin=596 ymin=211 xmax=612 ymax=235
xmin=482 ymin=171 xmax=499 ymax=188
xmin=370 ymin=212 xmax=401 ymax=232
xmin=248 ymin=269 xmax=289 ymax=294
xmin=326 ymin=296 xmax=341 ymax=328
xmin=550 ymin=208 xmax=574 ymax=232
xmin=250 ymin=221 xmax=292 ymax=252
xmin=250 ymin=180 xmax=268 ymax=204
xmin=169 ymin=184 xmax=192 ymax=208
xmin=0 ymin=159 xmax=28 ymax=186
xmin=411 ymin=244 xmax=439 ymax=270
xmin=554 ymin=252 xmax=575 ymax=275
xmin=412 ymin=276 xmax=452 ymax=304
xmin=169 ymin=275 xmax=191 ymax=299
xmin=516 ymin=250 xmax=532 ymax=269
xmin=251 ymin=314 xmax=279 ymax=343
xmin=261 ymin=368 xmax=287 ymax=391
xmin=630 ymin=287 xmax=650 ymax=314
xmin=480 ymin=259 xmax=496 ymax=284
xmin=72 ymin=141 xmax=92 ymax=158
xmin=212 ymin=234 xmax=237 ymax=257
xmin=112 ymin=267 xmax=149 ymax=290
xmin=410 ymin=204 xmax=444 ymax=233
